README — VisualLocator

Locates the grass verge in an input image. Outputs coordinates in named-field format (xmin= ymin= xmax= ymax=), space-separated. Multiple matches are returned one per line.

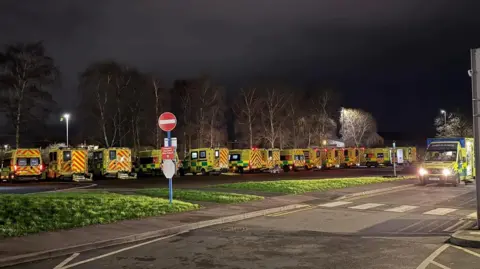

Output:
xmin=136 ymin=188 xmax=264 ymax=203
xmin=214 ymin=176 xmax=406 ymax=194
xmin=0 ymin=192 xmax=199 ymax=237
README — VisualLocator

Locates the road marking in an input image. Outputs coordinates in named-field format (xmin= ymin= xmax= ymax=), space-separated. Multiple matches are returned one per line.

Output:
xmin=458 ymin=220 xmax=475 ymax=230
xmin=423 ymin=208 xmax=458 ymax=216
xmin=443 ymin=220 xmax=466 ymax=232
xmin=451 ymin=244 xmax=480 ymax=258
xmin=54 ymin=253 xmax=79 ymax=269
xmin=319 ymin=201 xmax=352 ymax=208
xmin=348 ymin=203 xmax=384 ymax=210
xmin=268 ymin=206 xmax=315 ymax=217
xmin=416 ymin=244 xmax=450 ymax=269
xmin=397 ymin=220 xmax=427 ymax=233
xmin=430 ymin=260 xmax=451 ymax=269
xmin=385 ymin=205 xmax=418 ymax=213
xmin=466 ymin=212 xmax=477 ymax=219
xmin=61 ymin=233 xmax=179 ymax=269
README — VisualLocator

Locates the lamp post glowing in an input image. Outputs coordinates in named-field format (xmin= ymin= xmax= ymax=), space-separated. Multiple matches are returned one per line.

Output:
xmin=440 ymin=109 xmax=447 ymax=125
xmin=60 ymin=113 xmax=70 ymax=147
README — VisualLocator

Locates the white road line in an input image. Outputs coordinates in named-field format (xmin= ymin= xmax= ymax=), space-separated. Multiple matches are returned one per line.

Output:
xmin=457 ymin=220 xmax=475 ymax=231
xmin=416 ymin=244 xmax=450 ymax=269
xmin=423 ymin=208 xmax=458 ymax=216
xmin=466 ymin=212 xmax=477 ymax=219
xmin=319 ymin=201 xmax=352 ymax=208
xmin=348 ymin=203 xmax=384 ymax=210
xmin=430 ymin=260 xmax=451 ymax=269
xmin=54 ymin=253 xmax=79 ymax=269
xmin=385 ymin=205 xmax=418 ymax=213
xmin=451 ymin=245 xmax=480 ymax=258
xmin=443 ymin=220 xmax=465 ymax=232
xmin=61 ymin=233 xmax=179 ymax=269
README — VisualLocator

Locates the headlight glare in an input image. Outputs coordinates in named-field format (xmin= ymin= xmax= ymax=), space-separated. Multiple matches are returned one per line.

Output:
xmin=442 ymin=168 xmax=452 ymax=176
xmin=419 ymin=168 xmax=428 ymax=176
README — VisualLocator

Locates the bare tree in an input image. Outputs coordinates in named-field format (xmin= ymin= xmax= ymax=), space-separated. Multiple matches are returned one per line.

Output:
xmin=311 ymin=91 xmax=337 ymax=146
xmin=0 ymin=42 xmax=58 ymax=148
xmin=434 ymin=111 xmax=473 ymax=137
xmin=261 ymin=89 xmax=287 ymax=148
xmin=340 ymin=108 xmax=377 ymax=147
xmin=233 ymin=88 xmax=260 ymax=148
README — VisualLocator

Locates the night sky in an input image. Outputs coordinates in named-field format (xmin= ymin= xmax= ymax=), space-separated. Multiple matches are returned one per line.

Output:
xmin=1 ymin=0 xmax=480 ymax=137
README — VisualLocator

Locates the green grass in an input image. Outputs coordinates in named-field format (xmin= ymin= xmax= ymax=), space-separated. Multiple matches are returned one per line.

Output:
xmin=0 ymin=192 xmax=199 ymax=237
xmin=214 ymin=177 xmax=406 ymax=194
xmin=136 ymin=188 xmax=264 ymax=204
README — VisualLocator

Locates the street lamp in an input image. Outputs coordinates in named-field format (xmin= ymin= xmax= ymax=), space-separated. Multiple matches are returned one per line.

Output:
xmin=440 ymin=109 xmax=447 ymax=125
xmin=60 ymin=113 xmax=70 ymax=147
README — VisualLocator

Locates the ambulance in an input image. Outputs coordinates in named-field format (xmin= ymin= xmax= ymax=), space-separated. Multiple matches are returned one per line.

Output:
xmin=324 ymin=148 xmax=342 ymax=169
xmin=134 ymin=149 xmax=180 ymax=176
xmin=280 ymin=149 xmax=306 ymax=172
xmin=229 ymin=148 xmax=263 ymax=173
xmin=418 ymin=138 xmax=474 ymax=186
xmin=89 ymin=147 xmax=137 ymax=179
xmin=180 ymin=148 xmax=229 ymax=175
xmin=46 ymin=147 xmax=92 ymax=181
xmin=0 ymin=148 xmax=45 ymax=182
xmin=261 ymin=148 xmax=282 ymax=171
xmin=302 ymin=148 xmax=325 ymax=170
xmin=365 ymin=148 xmax=391 ymax=167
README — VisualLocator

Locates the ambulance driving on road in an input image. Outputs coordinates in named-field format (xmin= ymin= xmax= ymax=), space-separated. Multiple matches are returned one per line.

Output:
xmin=418 ymin=137 xmax=475 ymax=186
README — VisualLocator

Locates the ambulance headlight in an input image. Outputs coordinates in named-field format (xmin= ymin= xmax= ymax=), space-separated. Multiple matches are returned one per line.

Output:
xmin=442 ymin=168 xmax=452 ymax=176
xmin=418 ymin=168 xmax=428 ymax=176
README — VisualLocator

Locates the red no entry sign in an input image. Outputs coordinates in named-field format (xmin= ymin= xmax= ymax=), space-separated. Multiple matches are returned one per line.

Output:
xmin=158 ymin=112 xmax=177 ymax=132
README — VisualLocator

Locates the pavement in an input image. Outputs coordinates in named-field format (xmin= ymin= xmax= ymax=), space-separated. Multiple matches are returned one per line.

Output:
xmin=3 ymin=168 xmax=480 ymax=268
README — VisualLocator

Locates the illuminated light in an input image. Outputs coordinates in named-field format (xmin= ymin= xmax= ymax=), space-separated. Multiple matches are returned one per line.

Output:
xmin=442 ymin=168 xmax=452 ymax=176
xmin=153 ymin=157 xmax=159 ymax=163
xmin=418 ymin=168 xmax=428 ymax=176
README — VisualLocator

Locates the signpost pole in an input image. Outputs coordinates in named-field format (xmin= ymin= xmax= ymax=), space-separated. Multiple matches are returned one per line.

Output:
xmin=167 ymin=130 xmax=173 ymax=204
xmin=470 ymin=48 xmax=480 ymax=229
xmin=393 ymin=141 xmax=397 ymax=177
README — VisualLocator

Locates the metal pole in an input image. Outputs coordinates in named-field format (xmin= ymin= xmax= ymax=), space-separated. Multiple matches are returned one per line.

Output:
xmin=167 ymin=130 xmax=173 ymax=204
xmin=66 ymin=118 xmax=69 ymax=147
xmin=444 ymin=113 xmax=447 ymax=125
xmin=393 ymin=141 xmax=397 ymax=177
xmin=470 ymin=48 xmax=480 ymax=229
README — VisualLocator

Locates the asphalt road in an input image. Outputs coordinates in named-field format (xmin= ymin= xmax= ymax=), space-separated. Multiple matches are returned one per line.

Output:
xmin=0 ymin=182 xmax=92 ymax=194
xmin=93 ymin=166 xmax=416 ymax=190
xmin=11 ymin=181 xmax=480 ymax=269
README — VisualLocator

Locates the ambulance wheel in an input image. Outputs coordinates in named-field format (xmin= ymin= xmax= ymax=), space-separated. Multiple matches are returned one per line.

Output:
xmin=238 ymin=167 xmax=244 ymax=174
xmin=192 ymin=172 xmax=197 ymax=176
xmin=283 ymin=165 xmax=290 ymax=172
xmin=418 ymin=178 xmax=426 ymax=186
xmin=179 ymin=168 xmax=185 ymax=176
xmin=201 ymin=169 xmax=209 ymax=176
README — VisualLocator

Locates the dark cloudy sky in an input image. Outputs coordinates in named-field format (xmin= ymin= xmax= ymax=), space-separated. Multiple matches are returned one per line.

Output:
xmin=1 ymin=0 xmax=480 ymax=136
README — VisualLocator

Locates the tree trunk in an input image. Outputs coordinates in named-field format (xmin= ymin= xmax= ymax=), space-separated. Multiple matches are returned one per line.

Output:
xmin=248 ymin=116 xmax=253 ymax=148
xmin=15 ymin=102 xmax=21 ymax=149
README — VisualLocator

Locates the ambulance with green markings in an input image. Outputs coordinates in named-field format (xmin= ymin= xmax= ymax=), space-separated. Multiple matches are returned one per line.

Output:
xmin=180 ymin=148 xmax=229 ymax=176
xmin=418 ymin=137 xmax=475 ymax=186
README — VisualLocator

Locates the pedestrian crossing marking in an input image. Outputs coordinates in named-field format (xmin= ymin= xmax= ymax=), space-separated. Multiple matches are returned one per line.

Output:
xmin=423 ymin=208 xmax=458 ymax=216
xmin=466 ymin=212 xmax=477 ymax=219
xmin=349 ymin=203 xmax=384 ymax=210
xmin=319 ymin=201 xmax=352 ymax=208
xmin=385 ymin=205 xmax=418 ymax=212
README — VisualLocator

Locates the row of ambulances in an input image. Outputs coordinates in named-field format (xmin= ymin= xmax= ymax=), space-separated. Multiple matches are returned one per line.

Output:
xmin=0 ymin=147 xmax=136 ymax=182
xmin=177 ymin=146 xmax=418 ymax=175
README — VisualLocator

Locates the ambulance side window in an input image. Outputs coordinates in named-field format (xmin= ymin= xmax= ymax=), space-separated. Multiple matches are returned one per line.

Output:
xmin=316 ymin=151 xmax=320 ymax=158
xmin=355 ymin=150 xmax=359 ymax=156
xmin=109 ymin=150 xmax=116 ymax=161
xmin=344 ymin=149 xmax=348 ymax=156
xmin=94 ymin=152 xmax=103 ymax=161
xmin=63 ymin=151 xmax=71 ymax=162
xmin=191 ymin=151 xmax=198 ymax=160
xmin=215 ymin=150 xmax=219 ymax=158
xmin=199 ymin=151 xmax=207 ymax=159
xmin=268 ymin=151 xmax=273 ymax=158
xmin=335 ymin=151 xmax=338 ymax=157
xmin=50 ymin=152 xmax=57 ymax=161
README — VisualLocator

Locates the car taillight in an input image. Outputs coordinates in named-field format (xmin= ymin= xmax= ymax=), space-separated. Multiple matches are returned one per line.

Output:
xmin=40 ymin=164 xmax=44 ymax=171
xmin=14 ymin=165 xmax=18 ymax=171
